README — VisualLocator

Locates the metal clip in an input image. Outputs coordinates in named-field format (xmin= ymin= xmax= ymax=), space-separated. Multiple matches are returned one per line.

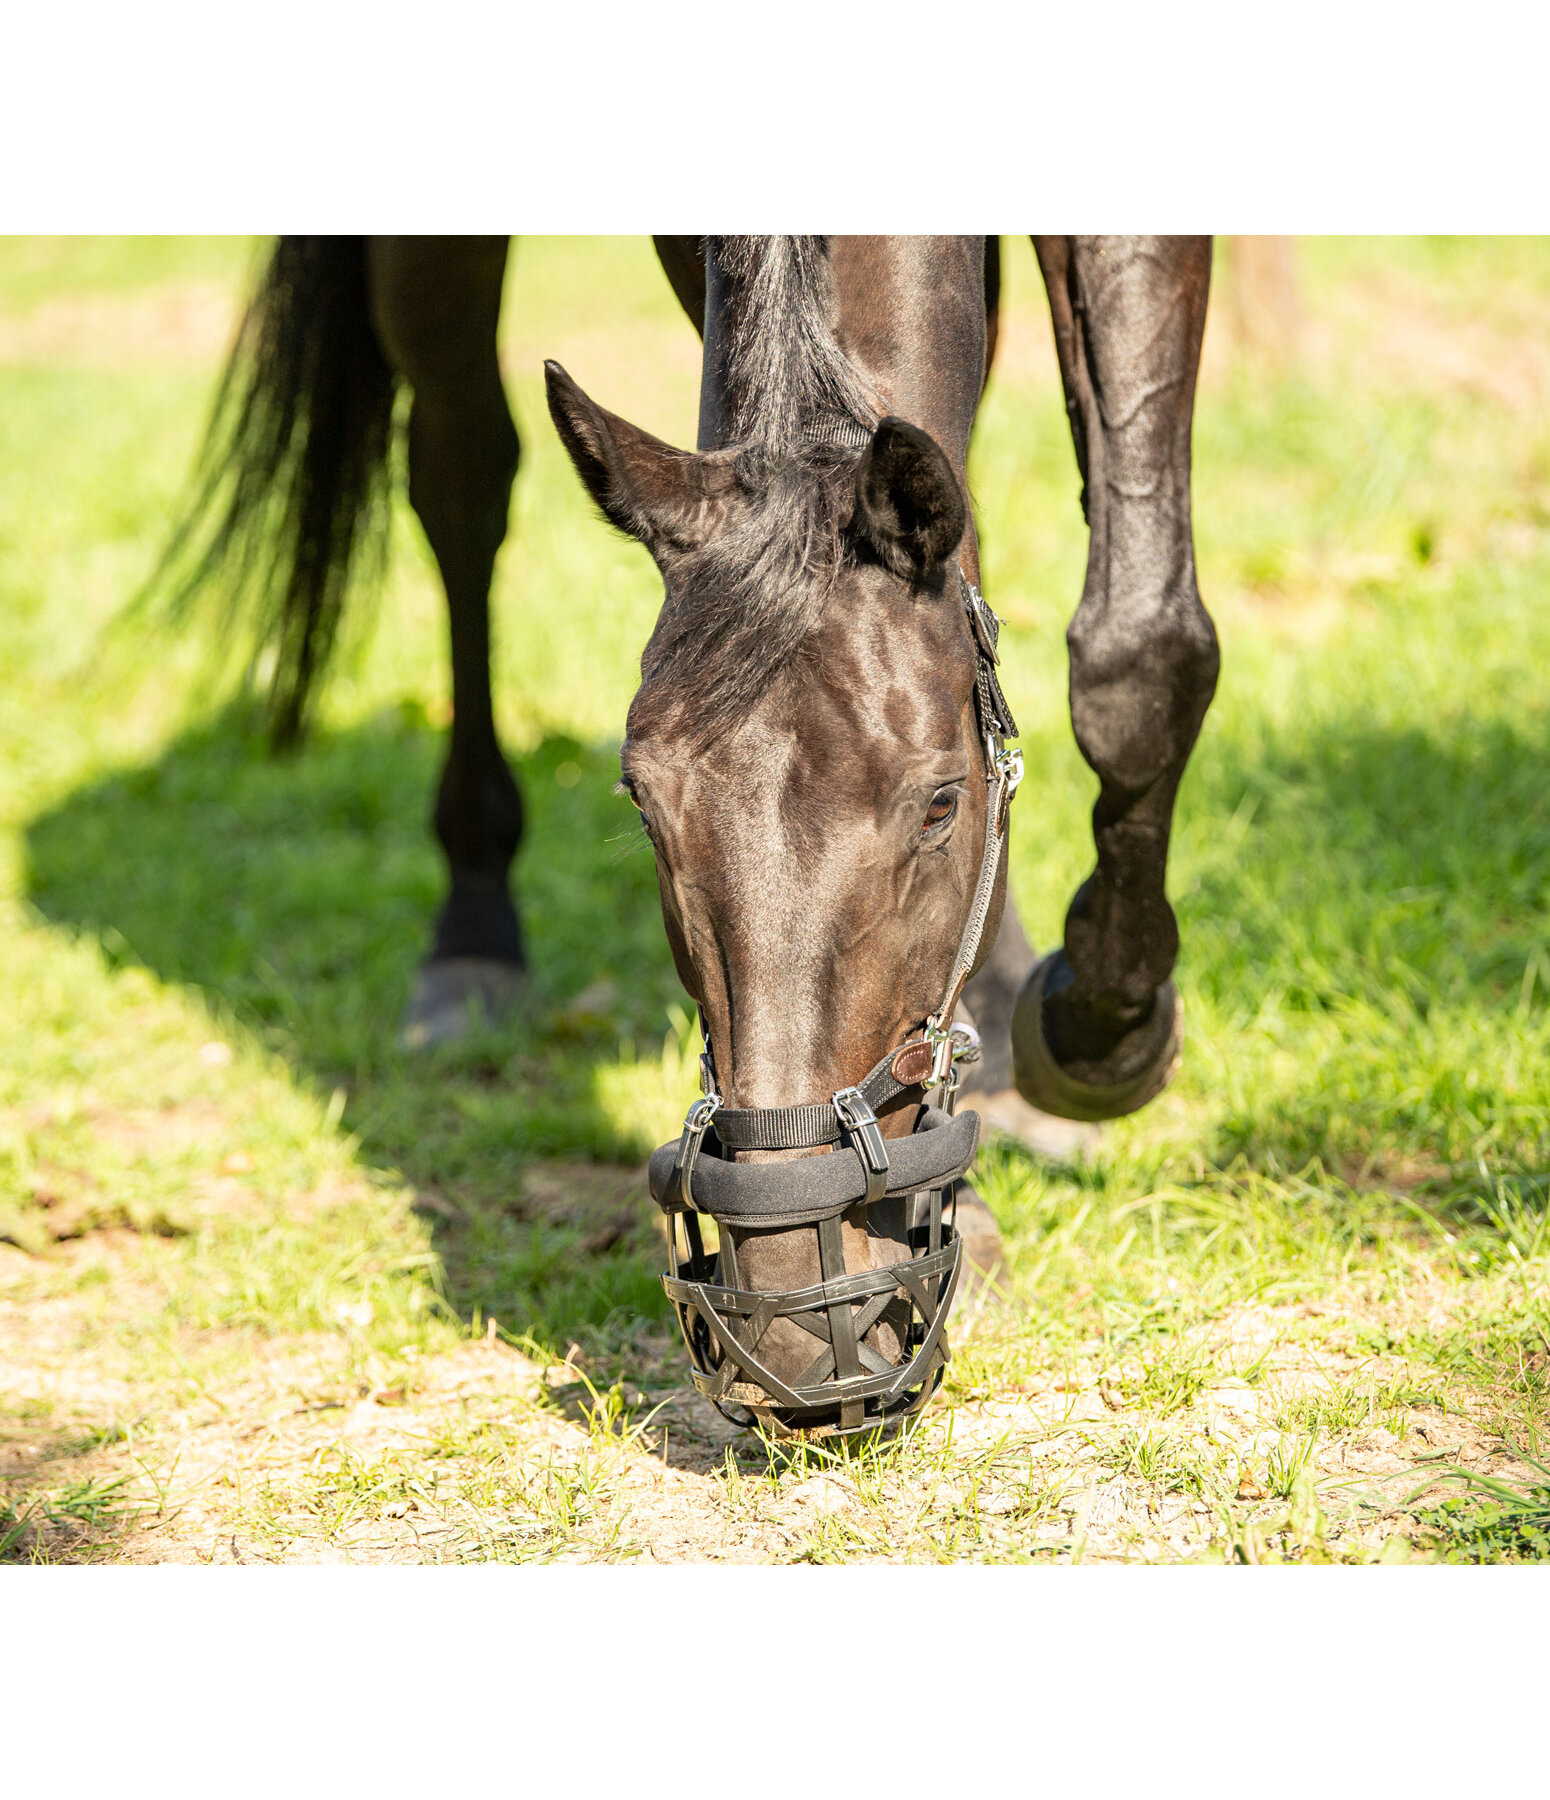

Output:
xmin=832 ymin=1086 xmax=889 ymax=1205
xmin=924 ymin=1014 xmax=954 ymax=1088
xmin=924 ymin=1017 xmax=981 ymax=1115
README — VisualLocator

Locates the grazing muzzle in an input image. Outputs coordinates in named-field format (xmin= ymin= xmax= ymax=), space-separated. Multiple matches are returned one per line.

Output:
xmin=648 ymin=570 xmax=1022 ymax=1437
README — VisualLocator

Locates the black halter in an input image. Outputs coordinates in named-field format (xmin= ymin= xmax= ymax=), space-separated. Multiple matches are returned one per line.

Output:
xmin=649 ymin=564 xmax=1022 ymax=1436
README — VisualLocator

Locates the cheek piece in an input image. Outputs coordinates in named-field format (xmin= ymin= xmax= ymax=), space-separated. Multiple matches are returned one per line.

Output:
xmin=649 ymin=567 xmax=1023 ymax=1437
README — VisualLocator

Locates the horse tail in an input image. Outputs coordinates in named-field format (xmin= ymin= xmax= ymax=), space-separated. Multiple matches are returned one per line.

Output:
xmin=157 ymin=236 xmax=399 ymax=747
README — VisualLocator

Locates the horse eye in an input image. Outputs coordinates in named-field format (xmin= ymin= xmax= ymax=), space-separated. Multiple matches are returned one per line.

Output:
xmin=617 ymin=779 xmax=643 ymax=811
xmin=923 ymin=788 xmax=959 ymax=832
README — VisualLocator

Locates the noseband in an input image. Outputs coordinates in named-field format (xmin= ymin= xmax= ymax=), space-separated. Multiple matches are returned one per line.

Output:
xmin=649 ymin=567 xmax=1022 ymax=1437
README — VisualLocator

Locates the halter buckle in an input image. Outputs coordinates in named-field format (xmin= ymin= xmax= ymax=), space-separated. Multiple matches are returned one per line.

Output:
xmin=667 ymin=1092 xmax=722 ymax=1213
xmin=832 ymin=1086 xmax=889 ymax=1205
xmin=924 ymin=1015 xmax=981 ymax=1097
xmin=964 ymin=578 xmax=1001 ymax=663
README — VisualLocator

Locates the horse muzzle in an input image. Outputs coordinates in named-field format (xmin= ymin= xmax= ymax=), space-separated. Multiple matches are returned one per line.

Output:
xmin=648 ymin=1097 xmax=978 ymax=1438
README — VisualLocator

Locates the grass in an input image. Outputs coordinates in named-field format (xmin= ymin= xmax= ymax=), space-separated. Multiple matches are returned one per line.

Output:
xmin=0 ymin=234 xmax=1546 ymax=1562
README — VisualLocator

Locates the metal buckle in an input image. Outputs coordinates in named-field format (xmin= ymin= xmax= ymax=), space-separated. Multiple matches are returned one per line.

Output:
xmin=684 ymin=1095 xmax=721 ymax=1135
xmin=923 ymin=1017 xmax=981 ymax=1113
xmin=984 ymin=735 xmax=1024 ymax=787
xmin=668 ymin=1093 xmax=721 ymax=1214
xmin=832 ymin=1086 xmax=889 ymax=1205
xmin=964 ymin=580 xmax=1000 ymax=664
xmin=924 ymin=1015 xmax=952 ymax=1088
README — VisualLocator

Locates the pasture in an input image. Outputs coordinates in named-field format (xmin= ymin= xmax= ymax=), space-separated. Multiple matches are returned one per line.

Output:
xmin=1 ymin=235 xmax=1547 ymax=1563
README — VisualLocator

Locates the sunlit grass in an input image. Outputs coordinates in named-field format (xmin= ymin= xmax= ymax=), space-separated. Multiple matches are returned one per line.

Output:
xmin=0 ymin=236 xmax=1546 ymax=1561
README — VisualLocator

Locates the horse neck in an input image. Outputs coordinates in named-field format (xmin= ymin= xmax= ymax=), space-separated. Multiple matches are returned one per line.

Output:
xmin=697 ymin=236 xmax=987 ymax=480
xmin=830 ymin=236 xmax=987 ymax=479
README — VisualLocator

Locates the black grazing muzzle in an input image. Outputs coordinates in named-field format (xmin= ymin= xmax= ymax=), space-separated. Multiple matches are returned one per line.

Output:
xmin=647 ymin=568 xmax=1022 ymax=1438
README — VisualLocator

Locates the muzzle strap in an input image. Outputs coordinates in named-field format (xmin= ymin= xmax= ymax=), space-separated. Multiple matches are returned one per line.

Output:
xmin=709 ymin=1037 xmax=936 ymax=1153
xmin=832 ymin=1086 xmax=888 ymax=1205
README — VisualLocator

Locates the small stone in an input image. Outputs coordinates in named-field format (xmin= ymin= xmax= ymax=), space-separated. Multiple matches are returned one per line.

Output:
xmin=1206 ymin=1383 xmax=1263 ymax=1418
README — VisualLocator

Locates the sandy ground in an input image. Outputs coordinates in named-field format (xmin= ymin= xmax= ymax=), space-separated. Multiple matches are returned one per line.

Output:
xmin=3 ymin=1206 xmax=1539 ymax=1565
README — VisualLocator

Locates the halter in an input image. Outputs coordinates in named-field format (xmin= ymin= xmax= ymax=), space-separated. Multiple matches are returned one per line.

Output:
xmin=648 ymin=564 xmax=1023 ymax=1437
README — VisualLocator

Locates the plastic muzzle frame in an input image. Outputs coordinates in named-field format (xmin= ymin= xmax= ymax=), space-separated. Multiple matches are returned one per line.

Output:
xmin=649 ymin=1101 xmax=979 ymax=1437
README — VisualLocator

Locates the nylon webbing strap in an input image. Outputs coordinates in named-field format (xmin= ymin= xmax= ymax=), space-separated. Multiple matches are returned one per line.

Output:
xmin=937 ymin=748 xmax=1011 ymax=1014
xmin=710 ymin=1101 xmax=841 ymax=1151
xmin=710 ymin=1041 xmax=926 ymax=1152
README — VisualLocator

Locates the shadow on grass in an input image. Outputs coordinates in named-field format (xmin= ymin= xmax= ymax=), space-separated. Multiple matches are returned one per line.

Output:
xmin=22 ymin=700 xmax=1550 ymax=1345
xmin=23 ymin=703 xmax=686 ymax=1350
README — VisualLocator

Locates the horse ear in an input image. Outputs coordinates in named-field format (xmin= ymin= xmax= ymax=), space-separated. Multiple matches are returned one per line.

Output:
xmin=851 ymin=416 xmax=967 ymax=579
xmin=545 ymin=360 xmax=735 ymax=555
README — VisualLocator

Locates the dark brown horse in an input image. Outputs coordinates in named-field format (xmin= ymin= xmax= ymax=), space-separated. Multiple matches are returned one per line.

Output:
xmin=170 ymin=235 xmax=1216 ymax=1314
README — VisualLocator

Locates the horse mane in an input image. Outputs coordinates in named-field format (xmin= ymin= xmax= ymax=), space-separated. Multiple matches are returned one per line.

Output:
xmin=630 ymin=237 xmax=881 ymax=748
xmin=712 ymin=235 xmax=878 ymax=454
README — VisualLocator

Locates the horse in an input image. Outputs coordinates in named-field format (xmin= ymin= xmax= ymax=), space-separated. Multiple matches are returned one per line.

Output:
xmin=169 ymin=235 xmax=1217 ymax=1430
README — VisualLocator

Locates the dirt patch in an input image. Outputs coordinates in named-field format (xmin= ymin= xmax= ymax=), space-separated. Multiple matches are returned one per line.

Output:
xmin=0 ymin=1100 xmax=289 ymax=1250
xmin=3 ymin=1237 xmax=1540 ymax=1564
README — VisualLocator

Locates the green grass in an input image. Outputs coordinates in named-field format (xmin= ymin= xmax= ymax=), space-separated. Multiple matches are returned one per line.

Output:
xmin=1407 ymin=1452 xmax=1550 ymax=1563
xmin=0 ymin=235 xmax=1547 ymax=1562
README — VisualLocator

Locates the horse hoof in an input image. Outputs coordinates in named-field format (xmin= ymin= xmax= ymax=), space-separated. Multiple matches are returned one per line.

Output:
xmin=972 ymin=1089 xmax=1100 ymax=1162
xmin=1010 ymin=951 xmax=1183 ymax=1124
xmin=401 ymin=957 xmax=527 ymax=1049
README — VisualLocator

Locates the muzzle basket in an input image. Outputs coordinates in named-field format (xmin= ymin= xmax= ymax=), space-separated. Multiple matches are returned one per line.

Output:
xmin=650 ymin=1103 xmax=978 ymax=1438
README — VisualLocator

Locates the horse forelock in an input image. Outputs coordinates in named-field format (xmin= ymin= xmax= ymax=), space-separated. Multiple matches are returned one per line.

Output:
xmin=630 ymin=447 xmax=857 ymax=750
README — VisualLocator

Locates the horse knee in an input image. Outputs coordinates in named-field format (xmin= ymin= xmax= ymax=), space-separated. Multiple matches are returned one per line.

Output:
xmin=1067 ymin=581 xmax=1219 ymax=795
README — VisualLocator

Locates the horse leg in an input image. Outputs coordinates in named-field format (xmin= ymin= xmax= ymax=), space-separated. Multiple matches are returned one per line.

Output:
xmin=366 ymin=236 xmax=526 ymax=1046
xmin=653 ymin=236 xmax=707 ymax=332
xmin=1013 ymin=235 xmax=1218 ymax=1122
xmin=946 ymin=235 xmax=1095 ymax=1163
